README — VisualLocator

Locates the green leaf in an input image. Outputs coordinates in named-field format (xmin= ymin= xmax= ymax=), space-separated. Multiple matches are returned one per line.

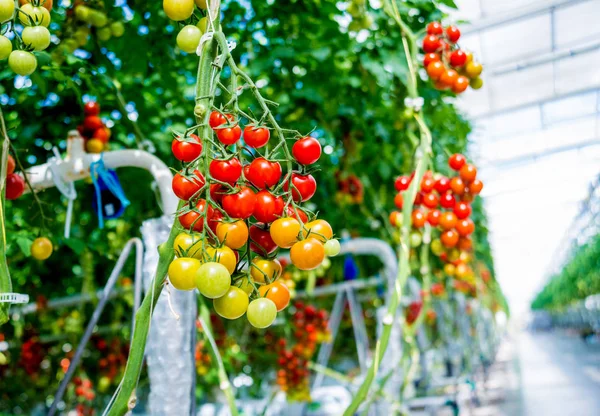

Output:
xmin=64 ymin=238 xmax=87 ymax=255
xmin=16 ymin=237 xmax=32 ymax=257
xmin=438 ymin=0 xmax=458 ymax=9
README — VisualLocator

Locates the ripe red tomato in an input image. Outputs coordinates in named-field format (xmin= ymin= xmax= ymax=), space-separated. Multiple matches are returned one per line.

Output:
xmin=285 ymin=205 xmax=308 ymax=223
xmin=448 ymin=153 xmax=466 ymax=170
xmin=440 ymin=69 xmax=458 ymax=87
xmin=412 ymin=209 xmax=426 ymax=228
xmin=394 ymin=192 xmax=403 ymax=209
xmin=422 ymin=193 xmax=438 ymax=208
xmin=178 ymin=199 xmax=213 ymax=232
xmin=210 ymin=183 xmax=226 ymax=203
xmin=406 ymin=301 xmax=422 ymax=325
xmin=292 ymin=136 xmax=321 ymax=165
xmin=469 ymin=179 xmax=483 ymax=194
xmin=456 ymin=218 xmax=475 ymax=236
xmin=209 ymin=157 xmax=242 ymax=185
xmin=250 ymin=224 xmax=278 ymax=255
xmin=209 ymin=111 xmax=233 ymax=128
xmin=421 ymin=177 xmax=435 ymax=193
xmin=422 ymin=35 xmax=441 ymax=53
xmin=446 ymin=25 xmax=461 ymax=43
xmin=216 ymin=125 xmax=242 ymax=145
xmin=441 ymin=230 xmax=459 ymax=248
xmin=253 ymin=190 xmax=284 ymax=223
xmin=459 ymin=163 xmax=477 ymax=182
xmin=414 ymin=191 xmax=423 ymax=206
xmin=208 ymin=209 xmax=223 ymax=234
xmin=450 ymin=50 xmax=467 ymax=67
xmin=284 ymin=173 xmax=316 ymax=202
xmin=5 ymin=173 xmax=25 ymax=200
xmin=426 ymin=61 xmax=445 ymax=80
xmin=427 ymin=209 xmax=441 ymax=226
xmin=453 ymin=202 xmax=471 ymax=219
xmin=93 ymin=127 xmax=111 ymax=143
xmin=439 ymin=192 xmax=456 ymax=209
xmin=458 ymin=236 xmax=472 ymax=251
xmin=426 ymin=22 xmax=443 ymax=35
xmin=84 ymin=101 xmax=100 ymax=116
xmin=395 ymin=175 xmax=411 ymax=191
xmin=172 ymin=134 xmax=202 ymax=162
xmin=434 ymin=177 xmax=450 ymax=194
xmin=449 ymin=177 xmax=465 ymax=195
xmin=431 ymin=283 xmax=444 ymax=296
xmin=7 ymin=155 xmax=15 ymax=175
xmin=222 ymin=186 xmax=256 ymax=219
xmin=423 ymin=52 xmax=440 ymax=67
xmin=453 ymin=76 xmax=470 ymax=94
xmin=246 ymin=158 xmax=282 ymax=189
xmin=439 ymin=212 xmax=457 ymax=230
xmin=83 ymin=116 xmax=103 ymax=131
xmin=244 ymin=125 xmax=270 ymax=148
xmin=172 ymin=170 xmax=205 ymax=200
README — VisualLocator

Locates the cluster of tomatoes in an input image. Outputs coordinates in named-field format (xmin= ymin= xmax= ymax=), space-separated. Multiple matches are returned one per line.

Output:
xmin=167 ymin=110 xmax=338 ymax=329
xmin=72 ymin=377 xmax=96 ymax=403
xmin=422 ymin=22 xmax=484 ymax=93
xmin=94 ymin=337 xmax=128 ymax=382
xmin=275 ymin=302 xmax=330 ymax=401
xmin=335 ymin=172 xmax=364 ymax=205
xmin=390 ymin=153 xmax=483 ymax=253
xmin=195 ymin=340 xmax=212 ymax=376
xmin=162 ymin=0 xmax=210 ymax=54
xmin=77 ymin=101 xmax=112 ymax=154
xmin=0 ymin=0 xmax=53 ymax=76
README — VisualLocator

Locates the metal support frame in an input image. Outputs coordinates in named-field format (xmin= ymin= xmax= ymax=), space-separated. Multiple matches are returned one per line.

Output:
xmin=48 ymin=238 xmax=144 ymax=416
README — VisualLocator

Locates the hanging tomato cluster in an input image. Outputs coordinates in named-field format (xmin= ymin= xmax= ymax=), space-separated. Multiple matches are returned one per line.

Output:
xmin=275 ymin=302 xmax=330 ymax=401
xmin=162 ymin=0 xmax=210 ymax=54
xmin=0 ymin=0 xmax=53 ymax=76
xmin=167 ymin=110 xmax=338 ymax=329
xmin=335 ymin=172 xmax=364 ymax=205
xmin=77 ymin=101 xmax=112 ymax=154
xmin=422 ymin=22 xmax=484 ymax=93
xmin=4 ymin=155 xmax=25 ymax=200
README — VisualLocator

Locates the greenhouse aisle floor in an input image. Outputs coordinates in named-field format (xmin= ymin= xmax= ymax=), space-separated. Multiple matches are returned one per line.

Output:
xmin=491 ymin=330 xmax=600 ymax=416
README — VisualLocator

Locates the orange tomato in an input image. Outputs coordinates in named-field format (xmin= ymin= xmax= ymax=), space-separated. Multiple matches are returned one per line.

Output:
xmin=250 ymin=258 xmax=282 ymax=283
xmin=441 ymin=230 xmax=459 ymax=248
xmin=302 ymin=219 xmax=333 ymax=243
xmin=439 ymin=212 xmax=457 ymax=230
xmin=258 ymin=281 xmax=290 ymax=311
xmin=270 ymin=217 xmax=301 ymax=248
xmin=449 ymin=177 xmax=465 ymax=195
xmin=216 ymin=220 xmax=249 ymax=250
xmin=290 ymin=238 xmax=325 ymax=270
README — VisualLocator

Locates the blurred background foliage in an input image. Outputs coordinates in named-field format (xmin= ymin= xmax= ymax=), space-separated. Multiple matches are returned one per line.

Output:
xmin=0 ymin=0 xmax=504 ymax=412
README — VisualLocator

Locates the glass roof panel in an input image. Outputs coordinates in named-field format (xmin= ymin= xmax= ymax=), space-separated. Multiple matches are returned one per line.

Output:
xmin=555 ymin=49 xmax=600 ymax=94
xmin=479 ymin=0 xmax=537 ymax=16
xmin=542 ymin=90 xmax=598 ymax=125
xmin=489 ymin=64 xmax=554 ymax=111
xmin=555 ymin=1 xmax=600 ymax=48
xmin=480 ymin=14 xmax=551 ymax=66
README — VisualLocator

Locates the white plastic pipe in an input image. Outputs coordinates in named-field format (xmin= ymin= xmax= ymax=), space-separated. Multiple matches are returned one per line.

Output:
xmin=24 ymin=135 xmax=177 ymax=215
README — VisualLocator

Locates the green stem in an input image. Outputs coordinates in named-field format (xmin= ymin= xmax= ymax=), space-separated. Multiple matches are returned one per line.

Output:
xmin=0 ymin=106 xmax=12 ymax=325
xmin=343 ymin=6 xmax=433 ymax=411
xmin=103 ymin=29 xmax=220 ymax=416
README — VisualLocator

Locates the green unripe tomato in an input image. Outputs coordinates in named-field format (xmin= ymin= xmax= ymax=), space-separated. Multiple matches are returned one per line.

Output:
xmin=110 ymin=21 xmax=125 ymax=37
xmin=63 ymin=38 xmax=79 ymax=53
xmin=8 ymin=50 xmax=37 ymax=76
xmin=0 ymin=35 xmax=12 ymax=60
xmin=197 ymin=17 xmax=208 ymax=33
xmin=75 ymin=5 xmax=91 ymax=22
xmin=97 ymin=26 xmax=112 ymax=42
xmin=89 ymin=10 xmax=108 ymax=27
xmin=176 ymin=25 xmax=201 ymax=54
xmin=0 ymin=0 xmax=15 ymax=21
xmin=324 ymin=239 xmax=341 ymax=257
xmin=195 ymin=262 xmax=231 ymax=299
xmin=22 ymin=26 xmax=51 ymax=51
xmin=19 ymin=4 xmax=50 ymax=27
xmin=213 ymin=286 xmax=249 ymax=320
xmin=246 ymin=298 xmax=277 ymax=328
xmin=409 ymin=232 xmax=422 ymax=248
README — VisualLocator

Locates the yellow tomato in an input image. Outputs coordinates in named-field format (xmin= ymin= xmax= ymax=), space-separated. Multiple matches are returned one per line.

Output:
xmin=302 ymin=219 xmax=333 ymax=243
xmin=168 ymin=257 xmax=201 ymax=291
xmin=163 ymin=0 xmax=194 ymax=21
xmin=465 ymin=61 xmax=483 ymax=78
xmin=270 ymin=217 xmax=301 ymax=248
xmin=173 ymin=231 xmax=204 ymax=258
xmin=30 ymin=237 xmax=53 ymax=260
xmin=216 ymin=220 xmax=248 ymax=250
xmin=444 ymin=263 xmax=455 ymax=276
xmin=250 ymin=258 xmax=282 ymax=283
xmin=86 ymin=139 xmax=104 ymax=154
xmin=205 ymin=245 xmax=237 ymax=274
